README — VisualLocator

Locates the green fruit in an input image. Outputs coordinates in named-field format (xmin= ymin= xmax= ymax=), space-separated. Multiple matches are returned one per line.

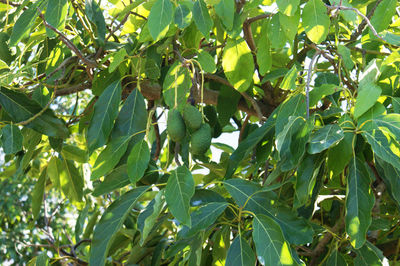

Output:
xmin=183 ymin=104 xmax=202 ymax=131
xmin=167 ymin=108 xmax=186 ymax=142
xmin=190 ymin=123 xmax=212 ymax=155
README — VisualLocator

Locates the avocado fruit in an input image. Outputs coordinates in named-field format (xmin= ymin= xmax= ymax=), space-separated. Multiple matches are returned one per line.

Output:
xmin=167 ymin=108 xmax=186 ymax=142
xmin=183 ymin=104 xmax=202 ymax=132
xmin=190 ymin=123 xmax=212 ymax=155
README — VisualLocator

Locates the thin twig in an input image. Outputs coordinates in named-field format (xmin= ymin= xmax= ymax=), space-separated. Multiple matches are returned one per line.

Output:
xmin=306 ymin=51 xmax=321 ymax=119
xmin=349 ymin=0 xmax=383 ymax=41
xmin=0 ymin=0 xmax=19 ymax=7
xmin=238 ymin=115 xmax=250 ymax=143
xmin=326 ymin=4 xmax=386 ymax=43
xmin=38 ymin=10 xmax=97 ymax=68
xmin=309 ymin=218 xmax=344 ymax=265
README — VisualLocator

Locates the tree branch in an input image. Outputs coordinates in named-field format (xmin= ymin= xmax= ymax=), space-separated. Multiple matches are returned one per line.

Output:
xmin=38 ymin=10 xmax=97 ymax=68
xmin=348 ymin=0 xmax=384 ymax=41
xmin=326 ymin=4 xmax=386 ymax=43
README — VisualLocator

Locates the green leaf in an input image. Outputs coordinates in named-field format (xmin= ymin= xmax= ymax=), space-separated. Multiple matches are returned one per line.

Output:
xmin=138 ymin=190 xmax=165 ymax=245
xmin=108 ymin=48 xmax=127 ymax=73
xmin=345 ymin=157 xmax=375 ymax=249
xmin=32 ymin=170 xmax=47 ymax=221
xmin=224 ymin=179 xmax=314 ymax=245
xmin=183 ymin=202 xmax=228 ymax=237
xmin=275 ymin=94 xmax=306 ymax=136
xmin=354 ymin=242 xmax=383 ymax=266
xmin=217 ymin=85 xmax=241 ymax=126
xmin=370 ymin=0 xmax=397 ymax=33
xmin=165 ymin=165 xmax=195 ymax=226
xmin=362 ymin=129 xmax=400 ymax=170
xmin=393 ymin=97 xmax=400 ymax=113
xmin=330 ymin=0 xmax=356 ymax=22
xmin=276 ymin=116 xmax=310 ymax=171
xmin=197 ymin=50 xmax=216 ymax=73
xmin=92 ymin=165 xmax=130 ymax=197
xmin=226 ymin=236 xmax=256 ymax=266
xmin=222 ymin=38 xmax=254 ymax=92
xmin=225 ymin=110 xmax=276 ymax=178
xmin=276 ymin=0 xmax=299 ymax=16
xmin=326 ymin=250 xmax=347 ymax=266
xmin=148 ymin=0 xmax=173 ymax=40
xmin=193 ymin=0 xmax=213 ymax=39
xmin=327 ymin=116 xmax=355 ymax=177
xmin=47 ymin=156 xmax=62 ymax=189
xmin=45 ymin=0 xmax=68 ymax=38
xmin=87 ymin=81 xmax=122 ymax=153
xmin=354 ymin=83 xmax=381 ymax=119
xmin=309 ymin=84 xmax=343 ymax=107
xmin=174 ymin=4 xmax=192 ymax=29
xmin=112 ymin=88 xmax=147 ymax=140
xmin=252 ymin=214 xmax=296 ymax=266
xmin=269 ymin=14 xmax=287 ymax=49
xmin=89 ymin=186 xmax=149 ymax=266
xmin=90 ymin=136 xmax=130 ymax=180
xmin=9 ymin=1 xmax=41 ymax=46
xmin=294 ymin=154 xmax=324 ymax=207
xmin=85 ymin=0 xmax=106 ymax=45
xmin=214 ymin=0 xmax=235 ymax=31
xmin=382 ymin=32 xmax=400 ymax=46
xmin=256 ymin=20 xmax=272 ymax=75
xmin=360 ymin=114 xmax=400 ymax=141
xmin=375 ymin=156 xmax=400 ymax=207
xmin=0 ymin=87 xmax=69 ymax=139
xmin=302 ymin=0 xmax=330 ymax=44
xmin=279 ymin=9 xmax=300 ymax=42
xmin=191 ymin=189 xmax=226 ymax=206
xmin=308 ymin=124 xmax=344 ymax=154
xmin=280 ymin=66 xmax=298 ymax=91
xmin=60 ymin=159 xmax=84 ymax=204
xmin=337 ymin=45 xmax=354 ymax=70
xmin=127 ymin=139 xmax=151 ymax=183
xmin=61 ymin=145 xmax=88 ymax=163
xmin=1 ymin=124 xmax=23 ymax=154
xmin=162 ymin=61 xmax=191 ymax=111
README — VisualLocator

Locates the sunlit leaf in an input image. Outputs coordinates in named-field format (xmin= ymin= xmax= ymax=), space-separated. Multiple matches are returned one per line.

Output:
xmin=302 ymin=0 xmax=330 ymax=44
xmin=45 ymin=0 xmax=68 ymax=38
xmin=252 ymin=214 xmax=296 ymax=266
xmin=148 ymin=0 xmax=173 ymax=40
xmin=276 ymin=0 xmax=299 ymax=16
xmin=222 ymin=38 xmax=254 ymax=92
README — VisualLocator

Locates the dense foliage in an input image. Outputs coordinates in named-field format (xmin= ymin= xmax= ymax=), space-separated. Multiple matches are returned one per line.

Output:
xmin=1 ymin=0 xmax=400 ymax=265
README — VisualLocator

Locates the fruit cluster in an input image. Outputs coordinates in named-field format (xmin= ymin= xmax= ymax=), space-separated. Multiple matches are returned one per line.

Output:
xmin=167 ymin=104 xmax=212 ymax=155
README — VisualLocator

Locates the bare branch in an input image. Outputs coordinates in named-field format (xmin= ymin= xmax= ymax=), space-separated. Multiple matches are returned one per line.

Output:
xmin=349 ymin=0 xmax=384 ymax=41
xmin=38 ymin=10 xmax=97 ymax=68
xmin=326 ymin=4 xmax=386 ymax=43
xmin=0 ymin=0 xmax=19 ymax=7
xmin=306 ymin=50 xmax=321 ymax=119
